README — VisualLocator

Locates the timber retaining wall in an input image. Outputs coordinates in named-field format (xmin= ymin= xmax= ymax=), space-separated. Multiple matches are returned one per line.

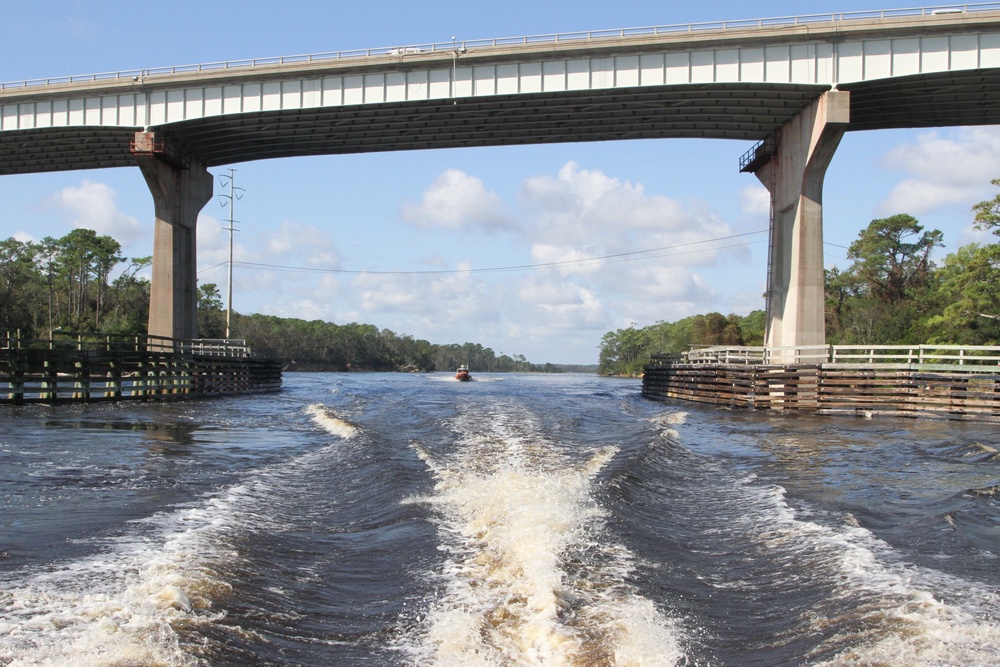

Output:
xmin=643 ymin=362 xmax=1000 ymax=422
xmin=1 ymin=336 xmax=281 ymax=404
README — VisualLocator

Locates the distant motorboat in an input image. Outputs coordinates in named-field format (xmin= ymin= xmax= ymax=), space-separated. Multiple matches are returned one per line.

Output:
xmin=455 ymin=365 xmax=471 ymax=381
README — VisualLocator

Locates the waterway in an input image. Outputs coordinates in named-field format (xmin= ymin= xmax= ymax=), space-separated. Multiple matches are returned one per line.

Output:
xmin=1 ymin=372 xmax=998 ymax=666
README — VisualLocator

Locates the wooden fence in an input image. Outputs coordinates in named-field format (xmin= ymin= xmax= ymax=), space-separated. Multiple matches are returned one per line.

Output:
xmin=643 ymin=344 xmax=1000 ymax=421
xmin=1 ymin=331 xmax=281 ymax=404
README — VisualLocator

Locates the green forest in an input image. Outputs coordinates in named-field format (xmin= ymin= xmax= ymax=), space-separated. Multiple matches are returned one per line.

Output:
xmin=597 ymin=184 xmax=1000 ymax=376
xmin=0 ymin=229 xmax=566 ymax=373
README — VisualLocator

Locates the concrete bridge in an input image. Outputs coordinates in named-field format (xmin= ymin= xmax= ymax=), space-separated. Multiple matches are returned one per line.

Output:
xmin=4 ymin=4 xmax=1000 ymax=346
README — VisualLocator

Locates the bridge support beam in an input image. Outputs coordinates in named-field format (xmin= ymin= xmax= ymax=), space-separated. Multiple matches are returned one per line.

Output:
xmin=753 ymin=90 xmax=850 ymax=355
xmin=133 ymin=132 xmax=213 ymax=342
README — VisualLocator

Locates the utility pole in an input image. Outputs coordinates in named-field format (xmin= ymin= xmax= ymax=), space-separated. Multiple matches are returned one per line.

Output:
xmin=218 ymin=169 xmax=244 ymax=339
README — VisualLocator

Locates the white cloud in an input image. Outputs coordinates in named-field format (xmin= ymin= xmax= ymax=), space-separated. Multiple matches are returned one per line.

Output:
xmin=337 ymin=161 xmax=748 ymax=359
xmin=48 ymin=180 xmax=144 ymax=245
xmin=529 ymin=244 xmax=604 ymax=276
xmin=197 ymin=213 xmax=226 ymax=256
xmin=331 ymin=269 xmax=513 ymax=348
xmin=879 ymin=180 xmax=971 ymax=217
xmin=521 ymin=161 xmax=690 ymax=229
xmin=879 ymin=127 xmax=1000 ymax=215
xmin=402 ymin=169 xmax=515 ymax=232
xmin=197 ymin=213 xmax=252 ymax=273
xmin=519 ymin=161 xmax=735 ymax=276
xmin=623 ymin=265 xmax=716 ymax=303
xmin=267 ymin=220 xmax=341 ymax=269
xmin=192 ymin=160 xmax=753 ymax=363
xmin=255 ymin=269 xmax=346 ymax=321
xmin=267 ymin=225 xmax=296 ymax=255
xmin=263 ymin=298 xmax=337 ymax=322
xmin=350 ymin=267 xmax=496 ymax=320
xmin=515 ymin=279 xmax=604 ymax=327
xmin=740 ymin=184 xmax=771 ymax=217
xmin=196 ymin=217 xmax=343 ymax=307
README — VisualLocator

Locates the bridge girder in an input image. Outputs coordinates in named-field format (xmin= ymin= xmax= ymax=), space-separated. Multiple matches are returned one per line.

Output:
xmin=0 ymin=83 xmax=827 ymax=175
xmin=3 ymin=66 xmax=1000 ymax=177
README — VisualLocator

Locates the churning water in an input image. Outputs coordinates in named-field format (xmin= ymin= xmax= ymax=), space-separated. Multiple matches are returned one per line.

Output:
xmin=1 ymin=373 xmax=998 ymax=666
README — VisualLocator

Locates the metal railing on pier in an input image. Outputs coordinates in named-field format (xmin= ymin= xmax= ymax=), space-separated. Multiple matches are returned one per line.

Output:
xmin=655 ymin=344 xmax=1000 ymax=370
xmin=2 ymin=330 xmax=260 ymax=357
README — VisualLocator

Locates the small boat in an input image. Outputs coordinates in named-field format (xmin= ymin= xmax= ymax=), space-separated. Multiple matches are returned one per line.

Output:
xmin=455 ymin=364 xmax=471 ymax=381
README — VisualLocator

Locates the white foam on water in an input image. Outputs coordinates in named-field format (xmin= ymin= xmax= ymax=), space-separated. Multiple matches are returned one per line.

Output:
xmin=811 ymin=543 xmax=1000 ymax=667
xmin=814 ymin=604 xmax=1000 ymax=667
xmin=0 ymin=408 xmax=353 ymax=667
xmin=649 ymin=411 xmax=688 ymax=440
xmin=651 ymin=411 xmax=688 ymax=427
xmin=733 ymin=482 xmax=1000 ymax=667
xmin=306 ymin=403 xmax=359 ymax=439
xmin=404 ymin=403 xmax=687 ymax=666
xmin=0 ymin=493 xmax=242 ymax=666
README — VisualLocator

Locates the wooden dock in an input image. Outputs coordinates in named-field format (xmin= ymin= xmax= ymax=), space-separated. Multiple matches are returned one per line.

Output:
xmin=1 ymin=332 xmax=281 ymax=404
xmin=643 ymin=344 xmax=1000 ymax=422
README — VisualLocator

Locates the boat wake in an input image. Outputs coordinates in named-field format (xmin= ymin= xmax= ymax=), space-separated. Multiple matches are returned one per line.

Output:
xmin=635 ymin=408 xmax=1000 ymax=667
xmin=0 ymin=489 xmax=246 ymax=666
xmin=306 ymin=403 xmax=359 ymax=439
xmin=402 ymin=401 xmax=686 ymax=666
xmin=0 ymin=405 xmax=367 ymax=667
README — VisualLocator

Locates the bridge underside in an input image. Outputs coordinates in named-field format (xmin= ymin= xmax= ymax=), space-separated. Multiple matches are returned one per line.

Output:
xmin=0 ymin=83 xmax=827 ymax=175
xmin=0 ymin=126 xmax=136 ymax=174
xmin=167 ymin=83 xmax=827 ymax=166
xmin=4 ymin=69 xmax=1000 ymax=176
xmin=842 ymin=67 xmax=1000 ymax=130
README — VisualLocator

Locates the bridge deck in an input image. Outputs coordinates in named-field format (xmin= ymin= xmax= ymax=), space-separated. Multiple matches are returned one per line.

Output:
xmin=3 ymin=5 xmax=1000 ymax=174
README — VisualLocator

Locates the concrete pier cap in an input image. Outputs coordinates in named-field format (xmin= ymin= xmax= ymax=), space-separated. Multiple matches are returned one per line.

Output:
xmin=752 ymin=90 xmax=850 ymax=360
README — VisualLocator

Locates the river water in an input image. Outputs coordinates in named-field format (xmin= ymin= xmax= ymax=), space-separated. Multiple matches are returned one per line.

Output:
xmin=1 ymin=372 xmax=998 ymax=666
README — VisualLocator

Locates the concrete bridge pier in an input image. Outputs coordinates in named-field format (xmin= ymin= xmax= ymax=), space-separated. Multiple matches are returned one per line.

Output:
xmin=133 ymin=132 xmax=213 ymax=342
xmin=751 ymin=90 xmax=850 ymax=356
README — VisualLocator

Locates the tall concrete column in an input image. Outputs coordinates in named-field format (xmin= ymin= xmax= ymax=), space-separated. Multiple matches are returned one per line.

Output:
xmin=133 ymin=132 xmax=213 ymax=342
xmin=753 ymin=90 xmax=850 ymax=355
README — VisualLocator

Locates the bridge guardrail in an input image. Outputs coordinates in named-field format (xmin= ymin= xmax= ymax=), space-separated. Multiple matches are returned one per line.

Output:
xmin=5 ymin=3 xmax=1000 ymax=90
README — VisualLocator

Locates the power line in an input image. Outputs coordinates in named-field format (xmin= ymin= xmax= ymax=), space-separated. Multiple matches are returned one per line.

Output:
xmin=227 ymin=229 xmax=769 ymax=276
xmin=198 ymin=261 xmax=230 ymax=276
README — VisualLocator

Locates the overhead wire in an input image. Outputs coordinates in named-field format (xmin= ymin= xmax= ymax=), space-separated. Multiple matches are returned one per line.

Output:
xmin=208 ymin=229 xmax=769 ymax=277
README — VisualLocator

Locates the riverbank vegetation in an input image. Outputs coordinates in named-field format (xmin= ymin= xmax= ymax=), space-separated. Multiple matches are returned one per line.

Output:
xmin=0 ymin=229 xmax=569 ymax=372
xmin=203 ymin=303 xmax=572 ymax=373
xmin=597 ymin=189 xmax=1000 ymax=376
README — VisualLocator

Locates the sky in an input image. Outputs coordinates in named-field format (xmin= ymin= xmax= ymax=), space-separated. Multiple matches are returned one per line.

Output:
xmin=2 ymin=1 xmax=999 ymax=364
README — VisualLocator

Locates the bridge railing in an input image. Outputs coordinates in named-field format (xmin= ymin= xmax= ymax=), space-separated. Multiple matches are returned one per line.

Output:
xmin=654 ymin=343 xmax=1000 ymax=370
xmin=5 ymin=3 xmax=1000 ymax=90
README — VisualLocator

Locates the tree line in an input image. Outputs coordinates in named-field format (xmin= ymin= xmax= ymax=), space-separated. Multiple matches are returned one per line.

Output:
xmin=1 ymin=229 xmax=150 ymax=338
xmin=597 ymin=185 xmax=1000 ymax=377
xmin=198 ymin=295 xmax=558 ymax=373
xmin=0 ymin=231 xmax=555 ymax=372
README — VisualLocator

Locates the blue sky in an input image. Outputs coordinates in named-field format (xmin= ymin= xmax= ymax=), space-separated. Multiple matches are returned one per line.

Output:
xmin=2 ymin=1 xmax=999 ymax=364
